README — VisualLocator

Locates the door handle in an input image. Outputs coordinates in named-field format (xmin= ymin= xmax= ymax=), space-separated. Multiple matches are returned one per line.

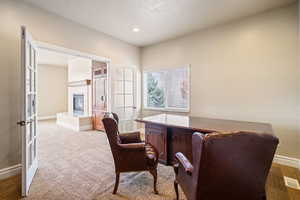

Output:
xmin=17 ymin=121 xmax=26 ymax=126
xmin=17 ymin=120 xmax=32 ymax=126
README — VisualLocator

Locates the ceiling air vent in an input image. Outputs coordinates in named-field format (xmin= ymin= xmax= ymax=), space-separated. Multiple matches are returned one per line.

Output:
xmin=284 ymin=176 xmax=300 ymax=190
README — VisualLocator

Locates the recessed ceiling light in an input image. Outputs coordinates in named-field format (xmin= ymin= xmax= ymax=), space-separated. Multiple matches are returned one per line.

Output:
xmin=132 ymin=28 xmax=140 ymax=32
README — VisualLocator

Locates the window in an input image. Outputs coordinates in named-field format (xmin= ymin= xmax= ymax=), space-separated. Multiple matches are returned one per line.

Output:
xmin=143 ymin=67 xmax=190 ymax=112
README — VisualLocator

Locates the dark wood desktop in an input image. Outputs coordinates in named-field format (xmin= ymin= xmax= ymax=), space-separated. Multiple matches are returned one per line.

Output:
xmin=136 ymin=114 xmax=273 ymax=165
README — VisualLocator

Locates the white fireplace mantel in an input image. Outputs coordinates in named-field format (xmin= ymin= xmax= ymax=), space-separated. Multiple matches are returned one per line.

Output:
xmin=68 ymin=79 xmax=91 ymax=87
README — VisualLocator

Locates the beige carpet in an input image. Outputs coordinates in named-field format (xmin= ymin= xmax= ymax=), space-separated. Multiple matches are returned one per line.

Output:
xmin=20 ymin=120 xmax=297 ymax=200
xmin=25 ymin=120 xmax=184 ymax=200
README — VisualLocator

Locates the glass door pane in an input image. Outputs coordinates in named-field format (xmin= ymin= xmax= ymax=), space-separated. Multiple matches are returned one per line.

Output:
xmin=124 ymin=68 xmax=133 ymax=81
xmin=115 ymin=94 xmax=124 ymax=107
xmin=114 ymin=68 xmax=135 ymax=121
xmin=124 ymin=81 xmax=133 ymax=94
xmin=125 ymin=94 xmax=133 ymax=107
xmin=115 ymin=81 xmax=124 ymax=94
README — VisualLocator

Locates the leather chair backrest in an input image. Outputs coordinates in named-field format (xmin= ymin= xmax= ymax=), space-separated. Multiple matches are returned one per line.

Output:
xmin=102 ymin=115 xmax=121 ymax=168
xmin=178 ymin=132 xmax=205 ymax=200
xmin=194 ymin=131 xmax=278 ymax=200
xmin=112 ymin=112 xmax=119 ymax=124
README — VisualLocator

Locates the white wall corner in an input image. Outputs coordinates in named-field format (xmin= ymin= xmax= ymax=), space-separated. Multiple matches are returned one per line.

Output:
xmin=273 ymin=154 xmax=300 ymax=170
xmin=0 ymin=164 xmax=22 ymax=181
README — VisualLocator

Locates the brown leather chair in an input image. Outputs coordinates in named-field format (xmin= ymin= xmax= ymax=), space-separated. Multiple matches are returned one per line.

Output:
xmin=102 ymin=113 xmax=159 ymax=194
xmin=174 ymin=131 xmax=279 ymax=200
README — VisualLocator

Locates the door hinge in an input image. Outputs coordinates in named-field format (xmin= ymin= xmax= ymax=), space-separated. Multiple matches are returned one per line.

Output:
xmin=21 ymin=26 xmax=26 ymax=39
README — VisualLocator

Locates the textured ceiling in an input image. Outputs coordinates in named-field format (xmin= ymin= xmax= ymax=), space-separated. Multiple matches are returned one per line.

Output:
xmin=23 ymin=0 xmax=295 ymax=46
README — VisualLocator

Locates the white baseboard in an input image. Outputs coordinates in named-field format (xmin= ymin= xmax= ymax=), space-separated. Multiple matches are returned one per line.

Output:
xmin=273 ymin=154 xmax=300 ymax=170
xmin=0 ymin=164 xmax=21 ymax=180
xmin=38 ymin=115 xmax=56 ymax=120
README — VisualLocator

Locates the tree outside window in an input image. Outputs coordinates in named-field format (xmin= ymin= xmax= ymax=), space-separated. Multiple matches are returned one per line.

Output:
xmin=146 ymin=72 xmax=165 ymax=108
xmin=144 ymin=67 xmax=190 ymax=111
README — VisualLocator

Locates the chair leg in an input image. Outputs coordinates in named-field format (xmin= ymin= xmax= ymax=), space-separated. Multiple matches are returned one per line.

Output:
xmin=113 ymin=173 xmax=120 ymax=194
xmin=174 ymin=180 xmax=179 ymax=200
xmin=149 ymin=169 xmax=158 ymax=194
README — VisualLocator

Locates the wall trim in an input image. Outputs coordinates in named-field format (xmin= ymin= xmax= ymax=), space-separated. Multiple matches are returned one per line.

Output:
xmin=38 ymin=115 xmax=56 ymax=120
xmin=273 ymin=154 xmax=300 ymax=170
xmin=0 ymin=164 xmax=21 ymax=181
xmin=37 ymin=41 xmax=111 ymax=63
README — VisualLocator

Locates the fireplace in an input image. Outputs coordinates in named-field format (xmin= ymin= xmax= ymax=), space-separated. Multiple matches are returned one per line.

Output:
xmin=73 ymin=94 xmax=84 ymax=115
xmin=57 ymin=78 xmax=92 ymax=131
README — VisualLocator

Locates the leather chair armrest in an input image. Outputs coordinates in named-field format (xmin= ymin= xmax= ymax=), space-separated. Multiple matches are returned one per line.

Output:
xmin=118 ymin=142 xmax=145 ymax=151
xmin=175 ymin=152 xmax=194 ymax=175
xmin=119 ymin=131 xmax=142 ymax=144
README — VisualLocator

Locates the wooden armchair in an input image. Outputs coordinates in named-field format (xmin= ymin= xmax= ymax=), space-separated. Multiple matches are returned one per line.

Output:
xmin=174 ymin=131 xmax=278 ymax=200
xmin=102 ymin=113 xmax=159 ymax=194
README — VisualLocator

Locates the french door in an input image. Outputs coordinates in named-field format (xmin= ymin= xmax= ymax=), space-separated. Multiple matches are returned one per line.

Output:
xmin=113 ymin=67 xmax=137 ymax=123
xmin=20 ymin=26 xmax=38 ymax=196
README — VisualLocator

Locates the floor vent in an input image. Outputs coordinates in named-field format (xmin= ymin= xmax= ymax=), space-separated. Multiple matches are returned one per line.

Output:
xmin=284 ymin=176 xmax=300 ymax=190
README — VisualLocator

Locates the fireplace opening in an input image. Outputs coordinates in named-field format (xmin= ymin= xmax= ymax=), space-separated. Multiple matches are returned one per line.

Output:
xmin=73 ymin=94 xmax=84 ymax=116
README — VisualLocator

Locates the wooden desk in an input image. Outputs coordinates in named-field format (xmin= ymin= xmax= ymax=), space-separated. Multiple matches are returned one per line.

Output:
xmin=136 ymin=114 xmax=273 ymax=165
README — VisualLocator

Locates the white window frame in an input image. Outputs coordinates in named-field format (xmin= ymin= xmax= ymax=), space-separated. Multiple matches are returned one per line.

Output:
xmin=143 ymin=65 xmax=190 ymax=113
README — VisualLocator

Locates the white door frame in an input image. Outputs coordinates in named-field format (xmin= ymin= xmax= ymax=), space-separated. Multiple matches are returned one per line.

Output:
xmin=36 ymin=41 xmax=113 ymax=112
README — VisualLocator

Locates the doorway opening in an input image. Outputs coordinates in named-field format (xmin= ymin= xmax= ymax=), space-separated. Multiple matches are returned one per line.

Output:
xmin=21 ymin=28 xmax=139 ymax=197
xmin=36 ymin=45 xmax=110 ymax=130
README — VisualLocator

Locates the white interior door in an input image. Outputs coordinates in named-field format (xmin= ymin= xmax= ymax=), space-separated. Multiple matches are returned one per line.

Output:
xmin=20 ymin=26 xmax=38 ymax=197
xmin=114 ymin=67 xmax=137 ymax=121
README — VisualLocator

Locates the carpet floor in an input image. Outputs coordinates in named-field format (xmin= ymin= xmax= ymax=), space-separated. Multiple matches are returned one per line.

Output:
xmin=0 ymin=120 xmax=299 ymax=200
xmin=25 ymin=120 xmax=183 ymax=200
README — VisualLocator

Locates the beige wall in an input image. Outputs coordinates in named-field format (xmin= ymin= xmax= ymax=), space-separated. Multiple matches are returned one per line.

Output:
xmin=37 ymin=65 xmax=68 ymax=118
xmin=142 ymin=4 xmax=300 ymax=159
xmin=68 ymin=58 xmax=92 ymax=82
xmin=0 ymin=0 xmax=140 ymax=169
